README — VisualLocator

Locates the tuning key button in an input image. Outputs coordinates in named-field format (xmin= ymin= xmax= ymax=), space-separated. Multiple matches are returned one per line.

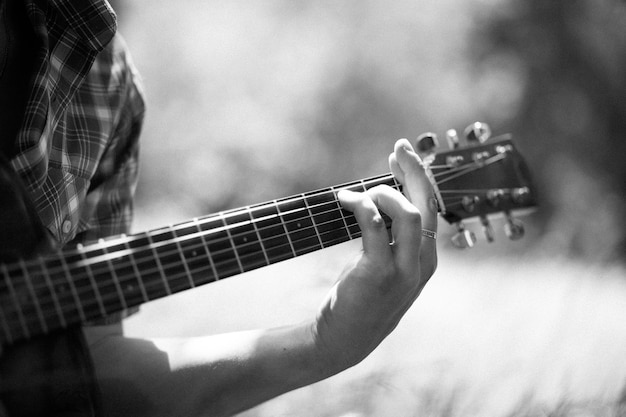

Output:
xmin=446 ymin=155 xmax=464 ymax=167
xmin=451 ymin=222 xmax=476 ymax=249
xmin=472 ymin=150 xmax=491 ymax=163
xmin=445 ymin=129 xmax=460 ymax=149
xmin=461 ymin=195 xmax=479 ymax=213
xmin=416 ymin=132 xmax=439 ymax=156
xmin=464 ymin=122 xmax=492 ymax=144
xmin=480 ymin=216 xmax=495 ymax=243
xmin=512 ymin=187 xmax=531 ymax=204
xmin=486 ymin=189 xmax=505 ymax=207
xmin=496 ymin=144 xmax=514 ymax=154
xmin=504 ymin=212 xmax=525 ymax=240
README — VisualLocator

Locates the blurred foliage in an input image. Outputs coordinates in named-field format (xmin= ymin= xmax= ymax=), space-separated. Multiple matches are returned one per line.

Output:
xmin=471 ymin=0 xmax=626 ymax=263
xmin=115 ymin=0 xmax=625 ymax=263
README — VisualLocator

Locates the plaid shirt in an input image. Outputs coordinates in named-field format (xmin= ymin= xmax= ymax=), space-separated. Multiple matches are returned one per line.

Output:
xmin=10 ymin=0 xmax=145 ymax=247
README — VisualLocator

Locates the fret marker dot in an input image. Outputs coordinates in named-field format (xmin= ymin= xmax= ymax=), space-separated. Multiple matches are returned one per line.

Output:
xmin=243 ymin=237 xmax=248 ymax=243
xmin=297 ymin=222 xmax=302 ymax=228
xmin=191 ymin=250 xmax=197 ymax=257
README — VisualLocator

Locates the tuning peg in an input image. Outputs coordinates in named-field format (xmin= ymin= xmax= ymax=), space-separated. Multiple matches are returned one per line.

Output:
xmin=504 ymin=212 xmax=525 ymax=240
xmin=464 ymin=122 xmax=491 ymax=144
xmin=416 ymin=132 xmax=439 ymax=161
xmin=445 ymin=129 xmax=460 ymax=149
xmin=461 ymin=195 xmax=479 ymax=213
xmin=451 ymin=222 xmax=476 ymax=249
xmin=480 ymin=215 xmax=495 ymax=243
xmin=486 ymin=189 xmax=505 ymax=208
xmin=511 ymin=187 xmax=531 ymax=205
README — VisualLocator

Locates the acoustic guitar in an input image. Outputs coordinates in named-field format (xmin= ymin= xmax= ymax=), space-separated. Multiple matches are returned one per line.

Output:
xmin=0 ymin=123 xmax=536 ymax=416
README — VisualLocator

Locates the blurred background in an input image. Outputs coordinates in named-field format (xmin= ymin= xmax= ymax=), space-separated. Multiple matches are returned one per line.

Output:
xmin=109 ymin=0 xmax=626 ymax=415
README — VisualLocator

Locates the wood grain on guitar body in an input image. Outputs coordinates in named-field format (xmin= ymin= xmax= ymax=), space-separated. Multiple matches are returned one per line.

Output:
xmin=0 ymin=122 xmax=536 ymax=416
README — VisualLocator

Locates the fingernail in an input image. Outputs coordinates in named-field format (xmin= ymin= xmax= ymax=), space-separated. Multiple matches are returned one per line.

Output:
xmin=337 ymin=189 xmax=356 ymax=200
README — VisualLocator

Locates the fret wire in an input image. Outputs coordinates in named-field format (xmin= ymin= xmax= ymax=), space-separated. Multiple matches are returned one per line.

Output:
xmin=194 ymin=217 xmax=220 ymax=281
xmin=189 ymin=173 xmax=395 ymax=231
xmin=172 ymin=227 xmax=195 ymax=289
xmin=18 ymin=198 xmax=352 ymax=302
xmin=37 ymin=257 xmax=91 ymax=326
xmin=59 ymin=254 xmax=87 ymax=323
xmin=220 ymin=212 xmax=244 ymax=274
xmin=274 ymin=199 xmax=297 ymax=258
xmin=145 ymin=232 xmax=171 ymax=296
xmin=3 ymin=173 xmax=411 ymax=336
xmin=39 ymin=257 xmax=68 ymax=328
xmin=79 ymin=248 xmax=107 ymax=318
xmin=330 ymin=185 xmax=354 ymax=240
xmin=89 ymin=205 xmax=357 ymax=295
xmin=175 ymin=228 xmax=355 ymax=283
xmin=143 ymin=209 xmax=359 ymax=284
xmin=302 ymin=193 xmax=325 ymax=249
xmin=247 ymin=206 xmax=270 ymax=266
xmin=10 ymin=173 xmax=398 ymax=300
xmin=101 ymin=243 xmax=128 ymax=311
xmin=13 ymin=172 xmax=395 ymax=271
xmin=124 ymin=239 xmax=150 ymax=303
xmin=23 ymin=200 xmax=361 ymax=298
xmin=17 ymin=221 xmax=365 ymax=328
xmin=19 ymin=259 xmax=47 ymax=335
xmin=358 ymin=178 xmax=369 ymax=193
xmin=16 ymin=211 xmax=367 ymax=326
xmin=391 ymin=175 xmax=402 ymax=191
xmin=132 ymin=222 xmax=360 ymax=294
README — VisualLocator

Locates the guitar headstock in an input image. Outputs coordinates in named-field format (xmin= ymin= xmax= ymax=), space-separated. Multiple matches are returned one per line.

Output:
xmin=418 ymin=122 xmax=537 ymax=248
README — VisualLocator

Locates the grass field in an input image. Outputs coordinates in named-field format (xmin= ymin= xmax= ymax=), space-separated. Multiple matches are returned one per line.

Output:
xmin=123 ymin=239 xmax=626 ymax=416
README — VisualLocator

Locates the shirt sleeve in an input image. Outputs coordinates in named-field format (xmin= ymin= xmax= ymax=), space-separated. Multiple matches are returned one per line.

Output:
xmin=70 ymin=34 xmax=146 ymax=246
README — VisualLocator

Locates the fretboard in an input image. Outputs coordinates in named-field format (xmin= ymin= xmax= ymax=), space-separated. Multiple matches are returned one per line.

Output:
xmin=0 ymin=173 xmax=400 ymax=345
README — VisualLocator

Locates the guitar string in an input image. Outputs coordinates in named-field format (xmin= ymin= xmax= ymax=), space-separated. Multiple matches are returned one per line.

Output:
xmin=2 ymin=166 xmax=489 ymax=292
xmin=0 ymin=155 xmax=511 ymax=333
xmin=1 ymin=155 xmax=504 ymax=301
xmin=432 ymin=153 xmax=507 ymax=184
xmin=0 ymin=174 xmax=394 ymax=330
xmin=1 ymin=155 xmax=507 ymax=310
xmin=2 ymin=203 xmax=509 ymax=336
xmin=113 ymin=150 xmax=503 ymax=266
xmin=11 ymin=200 xmax=365 ymax=299
xmin=2 ymin=189 xmax=489 ymax=332
xmin=0 ymin=157 xmax=475 ymax=277
xmin=2 ymin=220 xmax=368 ymax=333
xmin=2 ymin=170 xmax=397 ymax=274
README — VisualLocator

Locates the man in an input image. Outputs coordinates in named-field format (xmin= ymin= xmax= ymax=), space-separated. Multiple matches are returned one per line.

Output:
xmin=1 ymin=1 xmax=438 ymax=416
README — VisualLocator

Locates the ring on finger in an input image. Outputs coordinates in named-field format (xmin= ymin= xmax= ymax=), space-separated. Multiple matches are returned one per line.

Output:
xmin=421 ymin=229 xmax=437 ymax=240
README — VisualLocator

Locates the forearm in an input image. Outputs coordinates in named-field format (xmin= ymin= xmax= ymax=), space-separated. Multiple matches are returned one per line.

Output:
xmin=88 ymin=321 xmax=342 ymax=417
xmin=158 ymin=322 xmax=339 ymax=416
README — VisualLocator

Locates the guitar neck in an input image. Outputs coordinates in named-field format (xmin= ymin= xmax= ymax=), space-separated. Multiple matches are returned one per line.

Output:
xmin=0 ymin=173 xmax=400 ymax=345
xmin=1 ymin=135 xmax=538 ymax=346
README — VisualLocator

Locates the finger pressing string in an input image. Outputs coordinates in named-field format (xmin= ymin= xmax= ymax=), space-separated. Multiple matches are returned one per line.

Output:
xmin=391 ymin=139 xmax=438 ymax=236
xmin=337 ymin=189 xmax=392 ymax=260
xmin=364 ymin=185 xmax=422 ymax=271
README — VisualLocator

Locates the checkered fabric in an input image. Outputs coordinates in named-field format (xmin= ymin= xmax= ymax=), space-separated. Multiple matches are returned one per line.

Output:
xmin=9 ymin=0 xmax=145 ymax=247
